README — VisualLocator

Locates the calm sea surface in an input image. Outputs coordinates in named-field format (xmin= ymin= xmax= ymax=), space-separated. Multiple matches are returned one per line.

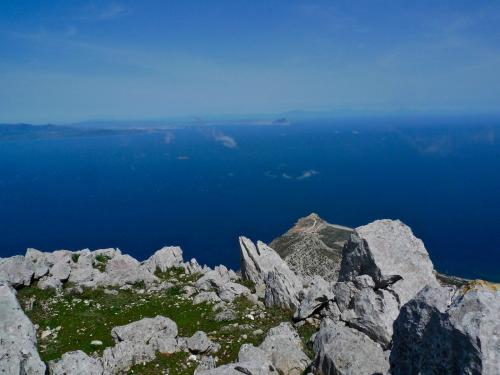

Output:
xmin=1 ymin=119 xmax=499 ymax=281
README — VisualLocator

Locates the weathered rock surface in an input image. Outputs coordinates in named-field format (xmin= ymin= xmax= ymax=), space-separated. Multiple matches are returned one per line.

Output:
xmin=295 ymin=276 xmax=334 ymax=321
xmin=270 ymin=213 xmax=353 ymax=282
xmin=101 ymin=341 xmax=156 ymax=374
xmin=240 ymin=236 xmax=303 ymax=310
xmin=102 ymin=254 xmax=158 ymax=287
xmin=111 ymin=316 xmax=178 ymax=346
xmin=259 ymin=322 xmax=310 ymax=375
xmin=340 ymin=219 xmax=439 ymax=306
xmin=187 ymin=331 xmax=220 ymax=354
xmin=49 ymin=350 xmax=104 ymax=375
xmin=390 ymin=282 xmax=500 ymax=375
xmin=313 ymin=318 xmax=390 ymax=375
xmin=0 ymin=255 xmax=34 ymax=287
xmin=143 ymin=246 xmax=184 ymax=273
xmin=0 ymin=282 xmax=46 ymax=374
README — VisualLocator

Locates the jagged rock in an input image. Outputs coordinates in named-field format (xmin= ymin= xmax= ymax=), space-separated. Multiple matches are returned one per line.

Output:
xmin=195 ymin=362 xmax=274 ymax=375
xmin=102 ymin=254 xmax=158 ymax=286
xmin=239 ymin=237 xmax=286 ymax=292
xmin=143 ymin=246 xmax=184 ymax=273
xmin=25 ymin=248 xmax=50 ymax=279
xmin=193 ymin=291 xmax=222 ymax=305
xmin=339 ymin=219 xmax=439 ymax=306
xmin=259 ymin=322 xmax=310 ymax=375
xmin=0 ymin=282 xmax=46 ymax=374
xmin=50 ymin=260 xmax=72 ymax=281
xmin=341 ymin=285 xmax=399 ymax=349
xmin=111 ymin=316 xmax=178 ymax=346
xmin=196 ymin=265 xmax=236 ymax=291
xmin=49 ymin=350 xmax=104 ymax=375
xmin=184 ymin=258 xmax=208 ymax=275
xmin=270 ymin=213 xmax=353 ymax=282
xmin=313 ymin=318 xmax=390 ymax=375
xmin=390 ymin=282 xmax=500 ymax=375
xmin=264 ymin=266 xmax=302 ymax=311
xmin=238 ymin=344 xmax=269 ymax=364
xmin=101 ymin=341 xmax=155 ymax=374
xmin=240 ymin=237 xmax=303 ymax=309
xmin=37 ymin=275 xmax=63 ymax=290
xmin=187 ymin=331 xmax=220 ymax=354
xmin=217 ymin=282 xmax=251 ymax=302
xmin=0 ymin=256 xmax=34 ymax=287
xmin=295 ymin=276 xmax=334 ymax=321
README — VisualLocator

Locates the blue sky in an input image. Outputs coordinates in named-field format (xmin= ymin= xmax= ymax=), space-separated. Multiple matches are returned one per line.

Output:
xmin=1 ymin=0 xmax=500 ymax=123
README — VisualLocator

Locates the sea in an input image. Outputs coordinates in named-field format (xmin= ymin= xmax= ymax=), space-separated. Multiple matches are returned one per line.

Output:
xmin=1 ymin=117 xmax=499 ymax=282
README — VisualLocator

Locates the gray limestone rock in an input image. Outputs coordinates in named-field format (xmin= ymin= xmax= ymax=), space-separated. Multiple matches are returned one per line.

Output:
xmin=259 ymin=322 xmax=311 ymax=375
xmin=193 ymin=291 xmax=222 ymax=305
xmin=0 ymin=282 xmax=46 ymax=374
xmin=50 ymin=260 xmax=72 ymax=281
xmin=143 ymin=246 xmax=184 ymax=273
xmin=339 ymin=219 xmax=439 ymax=307
xmin=37 ymin=275 xmax=63 ymax=290
xmin=111 ymin=315 xmax=178 ymax=346
xmin=295 ymin=276 xmax=334 ymax=321
xmin=313 ymin=318 xmax=390 ymax=375
xmin=101 ymin=254 xmax=158 ymax=287
xmin=49 ymin=350 xmax=104 ymax=375
xmin=264 ymin=266 xmax=303 ymax=311
xmin=390 ymin=282 xmax=500 ymax=375
xmin=0 ymin=256 xmax=34 ymax=287
xmin=101 ymin=341 xmax=155 ymax=374
xmin=187 ymin=331 xmax=219 ymax=354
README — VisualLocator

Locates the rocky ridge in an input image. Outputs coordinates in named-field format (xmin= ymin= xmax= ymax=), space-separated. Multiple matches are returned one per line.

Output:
xmin=0 ymin=217 xmax=498 ymax=374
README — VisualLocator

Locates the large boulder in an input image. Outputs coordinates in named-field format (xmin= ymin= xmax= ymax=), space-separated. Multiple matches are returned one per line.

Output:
xmin=294 ymin=275 xmax=334 ymax=321
xmin=339 ymin=219 xmax=439 ymax=306
xmin=240 ymin=237 xmax=303 ymax=310
xmin=101 ymin=341 xmax=155 ymax=374
xmin=0 ymin=256 xmax=34 ymax=287
xmin=259 ymin=322 xmax=310 ymax=375
xmin=111 ymin=316 xmax=178 ymax=346
xmin=264 ymin=266 xmax=303 ymax=311
xmin=333 ymin=277 xmax=400 ymax=349
xmin=187 ymin=331 xmax=220 ymax=354
xmin=143 ymin=246 xmax=184 ymax=273
xmin=101 ymin=254 xmax=158 ymax=286
xmin=49 ymin=350 xmax=104 ymax=375
xmin=0 ymin=282 xmax=46 ymax=374
xmin=390 ymin=281 xmax=500 ymax=375
xmin=313 ymin=318 xmax=390 ymax=375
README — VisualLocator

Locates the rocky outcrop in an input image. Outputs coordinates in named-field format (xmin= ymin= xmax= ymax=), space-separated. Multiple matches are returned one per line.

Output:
xmin=49 ymin=350 xmax=104 ymax=375
xmin=240 ymin=237 xmax=303 ymax=310
xmin=294 ymin=275 xmax=334 ymax=321
xmin=0 ymin=255 xmax=34 ymax=287
xmin=259 ymin=322 xmax=310 ymax=375
xmin=197 ymin=322 xmax=309 ymax=375
xmin=339 ymin=219 xmax=439 ymax=306
xmin=313 ymin=318 xmax=390 ymax=375
xmin=270 ymin=213 xmax=353 ymax=281
xmin=390 ymin=281 xmax=500 ymax=375
xmin=111 ymin=316 xmax=178 ymax=346
xmin=0 ymin=282 xmax=46 ymax=374
xmin=143 ymin=246 xmax=184 ymax=273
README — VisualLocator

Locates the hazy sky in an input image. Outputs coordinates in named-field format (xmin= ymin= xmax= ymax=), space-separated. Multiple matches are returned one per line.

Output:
xmin=1 ymin=0 xmax=500 ymax=123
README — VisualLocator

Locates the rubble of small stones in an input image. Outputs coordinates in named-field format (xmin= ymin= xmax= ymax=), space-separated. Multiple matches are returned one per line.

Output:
xmin=1 ymin=216 xmax=499 ymax=374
